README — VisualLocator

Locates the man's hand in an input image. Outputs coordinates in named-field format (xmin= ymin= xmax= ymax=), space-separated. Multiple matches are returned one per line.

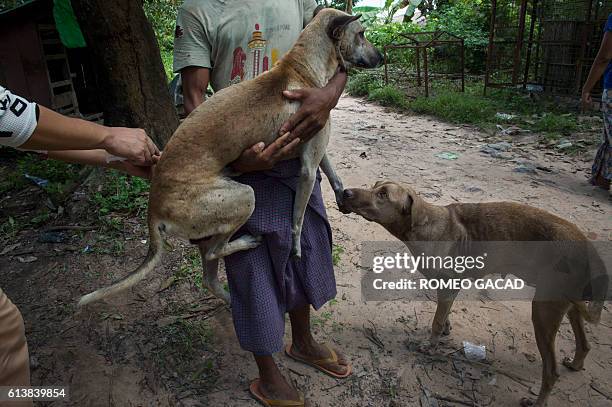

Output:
xmin=279 ymin=88 xmax=336 ymax=142
xmin=279 ymin=68 xmax=347 ymax=142
xmin=231 ymin=132 xmax=301 ymax=173
xmin=581 ymin=91 xmax=593 ymax=112
xmin=101 ymin=127 xmax=160 ymax=166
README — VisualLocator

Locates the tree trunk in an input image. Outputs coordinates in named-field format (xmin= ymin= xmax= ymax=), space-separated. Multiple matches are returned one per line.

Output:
xmin=345 ymin=0 xmax=353 ymax=14
xmin=72 ymin=0 xmax=178 ymax=148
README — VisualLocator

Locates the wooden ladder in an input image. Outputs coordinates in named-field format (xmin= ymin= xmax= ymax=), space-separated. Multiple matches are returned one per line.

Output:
xmin=38 ymin=23 xmax=80 ymax=116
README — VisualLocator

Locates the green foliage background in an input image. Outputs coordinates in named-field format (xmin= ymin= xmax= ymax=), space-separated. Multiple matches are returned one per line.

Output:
xmin=0 ymin=0 xmax=30 ymax=12
xmin=365 ymin=0 xmax=490 ymax=73
xmin=316 ymin=0 xmax=361 ymax=10
xmin=143 ymin=0 xmax=183 ymax=80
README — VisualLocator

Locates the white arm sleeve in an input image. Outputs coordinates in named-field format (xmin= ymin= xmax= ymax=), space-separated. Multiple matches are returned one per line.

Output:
xmin=0 ymin=86 xmax=39 ymax=148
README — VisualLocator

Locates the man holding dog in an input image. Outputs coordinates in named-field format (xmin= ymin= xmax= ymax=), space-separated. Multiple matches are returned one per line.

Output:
xmin=174 ymin=1 xmax=351 ymax=404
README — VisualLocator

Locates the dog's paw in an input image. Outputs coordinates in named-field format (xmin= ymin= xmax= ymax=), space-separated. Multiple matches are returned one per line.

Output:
xmin=208 ymin=283 xmax=231 ymax=304
xmin=442 ymin=320 xmax=452 ymax=336
xmin=290 ymin=237 xmax=302 ymax=258
xmin=562 ymin=356 xmax=584 ymax=371
xmin=519 ymin=397 xmax=535 ymax=407
xmin=244 ymin=234 xmax=263 ymax=248
xmin=217 ymin=289 xmax=231 ymax=304
xmin=291 ymin=246 xmax=302 ymax=259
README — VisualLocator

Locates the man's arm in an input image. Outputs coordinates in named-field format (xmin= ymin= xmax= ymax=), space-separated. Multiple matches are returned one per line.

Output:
xmin=1 ymin=87 xmax=158 ymax=178
xmin=48 ymin=150 xmax=155 ymax=179
xmin=582 ymin=31 xmax=612 ymax=109
xmin=20 ymin=105 xmax=159 ymax=166
xmin=181 ymin=66 xmax=211 ymax=115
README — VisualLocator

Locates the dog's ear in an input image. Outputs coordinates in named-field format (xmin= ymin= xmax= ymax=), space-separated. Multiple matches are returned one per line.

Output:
xmin=401 ymin=192 xmax=413 ymax=216
xmin=327 ymin=14 xmax=362 ymax=41
xmin=313 ymin=5 xmax=325 ymax=18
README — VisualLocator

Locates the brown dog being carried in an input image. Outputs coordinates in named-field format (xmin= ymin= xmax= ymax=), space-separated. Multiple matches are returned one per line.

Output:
xmin=77 ymin=9 xmax=383 ymax=306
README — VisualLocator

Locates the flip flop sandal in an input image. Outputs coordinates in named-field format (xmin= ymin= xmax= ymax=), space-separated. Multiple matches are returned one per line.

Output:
xmin=249 ymin=379 xmax=305 ymax=407
xmin=285 ymin=343 xmax=352 ymax=379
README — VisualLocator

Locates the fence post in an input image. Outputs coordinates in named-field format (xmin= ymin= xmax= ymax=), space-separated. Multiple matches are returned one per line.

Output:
xmin=384 ymin=47 xmax=389 ymax=85
xmin=460 ymin=38 xmax=465 ymax=93
xmin=416 ymin=47 xmax=421 ymax=87
xmin=423 ymin=47 xmax=429 ymax=97
xmin=484 ymin=0 xmax=498 ymax=95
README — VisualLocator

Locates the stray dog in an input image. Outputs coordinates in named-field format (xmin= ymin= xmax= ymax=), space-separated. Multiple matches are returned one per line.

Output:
xmin=342 ymin=181 xmax=608 ymax=407
xmin=77 ymin=9 xmax=382 ymax=306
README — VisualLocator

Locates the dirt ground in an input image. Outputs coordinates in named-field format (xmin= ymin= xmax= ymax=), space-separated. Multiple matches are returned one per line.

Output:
xmin=1 ymin=95 xmax=611 ymax=407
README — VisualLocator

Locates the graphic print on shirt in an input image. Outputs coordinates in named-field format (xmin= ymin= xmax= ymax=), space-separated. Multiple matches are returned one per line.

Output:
xmin=247 ymin=24 xmax=267 ymax=79
xmin=231 ymin=47 xmax=247 ymax=83
xmin=230 ymin=23 xmax=281 ymax=84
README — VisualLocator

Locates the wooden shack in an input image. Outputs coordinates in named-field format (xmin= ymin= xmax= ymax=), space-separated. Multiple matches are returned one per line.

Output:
xmin=0 ymin=0 xmax=102 ymax=119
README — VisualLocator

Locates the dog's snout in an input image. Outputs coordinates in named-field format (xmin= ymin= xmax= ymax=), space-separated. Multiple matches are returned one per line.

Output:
xmin=343 ymin=189 xmax=354 ymax=199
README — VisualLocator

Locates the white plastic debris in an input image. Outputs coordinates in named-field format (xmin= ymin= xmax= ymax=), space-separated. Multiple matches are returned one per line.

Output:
xmin=495 ymin=112 xmax=516 ymax=121
xmin=463 ymin=341 xmax=486 ymax=361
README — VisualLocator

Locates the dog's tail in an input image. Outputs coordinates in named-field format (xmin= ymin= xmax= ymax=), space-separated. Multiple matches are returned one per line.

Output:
xmin=573 ymin=300 xmax=605 ymax=324
xmin=572 ymin=243 xmax=609 ymax=324
xmin=77 ymin=216 xmax=165 ymax=307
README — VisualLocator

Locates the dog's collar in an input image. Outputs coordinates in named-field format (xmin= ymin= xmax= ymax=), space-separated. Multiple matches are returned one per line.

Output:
xmin=335 ymin=42 xmax=347 ymax=71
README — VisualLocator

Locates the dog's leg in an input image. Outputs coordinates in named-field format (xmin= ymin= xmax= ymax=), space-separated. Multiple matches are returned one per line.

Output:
xmin=320 ymin=154 xmax=345 ymax=210
xmin=195 ymin=248 xmax=230 ymax=303
xmin=521 ymin=301 xmax=569 ymax=407
xmin=195 ymin=179 xmax=260 ymax=261
xmin=292 ymin=122 xmax=329 ymax=258
xmin=206 ymin=233 xmax=262 ymax=260
xmin=291 ymin=165 xmax=316 ymax=258
xmin=291 ymin=146 xmax=323 ymax=259
xmin=186 ymin=179 xmax=258 ymax=303
xmin=562 ymin=304 xmax=590 ymax=371
xmin=420 ymin=288 xmax=458 ymax=353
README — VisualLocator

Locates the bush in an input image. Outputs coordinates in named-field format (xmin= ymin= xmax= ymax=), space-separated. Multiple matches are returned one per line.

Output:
xmin=347 ymin=72 xmax=381 ymax=97
xmin=410 ymin=89 xmax=495 ymax=125
xmin=144 ymin=0 xmax=182 ymax=80
xmin=365 ymin=1 xmax=490 ymax=74
xmin=532 ymin=113 xmax=578 ymax=134
xmin=10 ymin=154 xmax=83 ymax=202
xmin=92 ymin=170 xmax=150 ymax=216
xmin=368 ymin=86 xmax=408 ymax=108
xmin=366 ymin=22 xmax=423 ymax=49
xmin=426 ymin=1 xmax=490 ymax=73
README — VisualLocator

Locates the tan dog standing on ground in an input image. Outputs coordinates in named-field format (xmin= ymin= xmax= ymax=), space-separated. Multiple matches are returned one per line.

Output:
xmin=342 ymin=181 xmax=608 ymax=407
xmin=77 ymin=9 xmax=382 ymax=306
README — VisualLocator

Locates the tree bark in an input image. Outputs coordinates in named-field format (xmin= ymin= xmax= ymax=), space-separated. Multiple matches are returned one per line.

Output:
xmin=345 ymin=0 xmax=353 ymax=14
xmin=72 ymin=0 xmax=178 ymax=148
